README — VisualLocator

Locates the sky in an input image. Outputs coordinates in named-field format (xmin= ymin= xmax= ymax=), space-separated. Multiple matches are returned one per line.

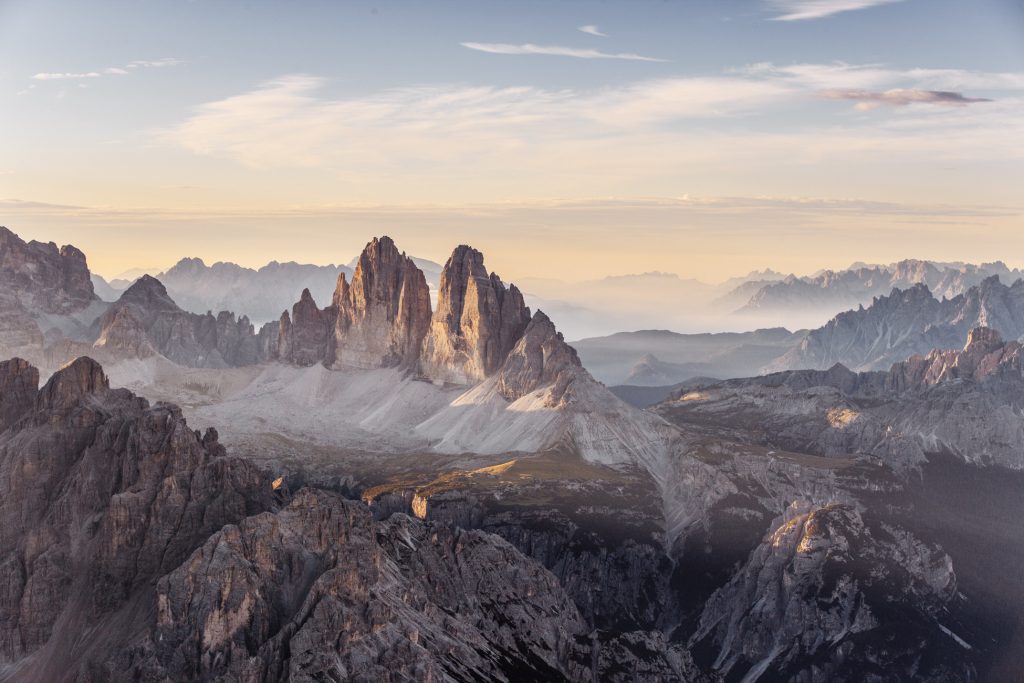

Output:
xmin=1 ymin=0 xmax=1023 ymax=282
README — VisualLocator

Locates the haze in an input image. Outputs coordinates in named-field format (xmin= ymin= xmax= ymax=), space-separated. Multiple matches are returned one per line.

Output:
xmin=2 ymin=0 xmax=1023 ymax=283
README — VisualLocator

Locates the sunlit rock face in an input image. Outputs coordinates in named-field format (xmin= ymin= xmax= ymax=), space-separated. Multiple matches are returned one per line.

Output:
xmin=420 ymin=245 xmax=531 ymax=384
xmin=333 ymin=237 xmax=432 ymax=370
xmin=691 ymin=502 xmax=969 ymax=682
xmin=496 ymin=310 xmax=583 ymax=406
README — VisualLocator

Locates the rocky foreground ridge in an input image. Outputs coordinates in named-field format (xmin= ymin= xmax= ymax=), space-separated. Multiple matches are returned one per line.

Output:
xmin=2 ymin=225 xmax=1018 ymax=681
xmin=0 ymin=355 xmax=721 ymax=682
xmin=0 ymin=353 xmax=979 ymax=682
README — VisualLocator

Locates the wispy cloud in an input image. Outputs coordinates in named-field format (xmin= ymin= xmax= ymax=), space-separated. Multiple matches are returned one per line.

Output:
xmin=128 ymin=58 xmax=184 ymax=68
xmin=578 ymin=25 xmax=607 ymax=37
xmin=161 ymin=73 xmax=788 ymax=169
xmin=31 ymin=57 xmax=183 ymax=81
xmin=154 ymin=65 xmax=1024 ymax=201
xmin=737 ymin=62 xmax=1013 ymax=111
xmin=767 ymin=0 xmax=905 ymax=21
xmin=33 ymin=71 xmax=102 ymax=80
xmin=740 ymin=62 xmax=1024 ymax=91
xmin=822 ymin=88 xmax=992 ymax=110
xmin=460 ymin=42 xmax=666 ymax=62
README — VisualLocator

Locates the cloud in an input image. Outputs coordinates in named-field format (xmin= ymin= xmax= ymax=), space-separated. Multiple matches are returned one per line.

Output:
xmin=32 ymin=72 xmax=102 ymax=80
xmin=822 ymin=88 xmax=993 ymax=110
xmin=153 ymin=64 xmax=1024 ymax=206
xmin=767 ymin=0 xmax=905 ymax=21
xmin=460 ymin=42 xmax=666 ymax=62
xmin=128 ymin=58 xmax=184 ymax=68
xmin=31 ymin=58 xmax=182 ymax=82
xmin=4 ymin=195 xmax=1011 ymax=223
xmin=578 ymin=25 xmax=607 ymax=37
xmin=740 ymin=62 xmax=1024 ymax=91
xmin=161 ymin=73 xmax=791 ymax=169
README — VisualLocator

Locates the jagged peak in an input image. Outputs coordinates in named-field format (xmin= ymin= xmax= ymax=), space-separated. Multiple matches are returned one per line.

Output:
xmin=349 ymin=236 xmax=423 ymax=289
xmin=59 ymin=243 xmax=87 ymax=260
xmin=451 ymin=243 xmax=482 ymax=260
xmin=168 ymin=256 xmax=207 ymax=270
xmin=118 ymin=274 xmax=179 ymax=311
xmin=523 ymin=310 xmax=576 ymax=356
xmin=495 ymin=309 xmax=582 ymax=405
xmin=37 ymin=356 xmax=109 ymax=411
xmin=332 ymin=272 xmax=349 ymax=308
xmin=964 ymin=326 xmax=1003 ymax=352
xmin=362 ymin=235 xmax=399 ymax=259
xmin=894 ymin=282 xmax=934 ymax=299
xmin=123 ymin=273 xmax=168 ymax=295
xmin=0 ymin=357 xmax=37 ymax=375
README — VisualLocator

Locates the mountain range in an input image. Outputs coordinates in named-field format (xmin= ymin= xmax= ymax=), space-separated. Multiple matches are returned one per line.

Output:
xmin=730 ymin=259 xmax=1024 ymax=327
xmin=770 ymin=276 xmax=1024 ymax=372
xmin=91 ymin=253 xmax=1024 ymax=344
xmin=1 ymin=224 xmax=1023 ymax=681
xmin=92 ymin=254 xmax=444 ymax=326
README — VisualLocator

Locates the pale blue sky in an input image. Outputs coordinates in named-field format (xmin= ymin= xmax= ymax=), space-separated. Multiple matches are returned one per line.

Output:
xmin=1 ymin=0 xmax=1022 ymax=280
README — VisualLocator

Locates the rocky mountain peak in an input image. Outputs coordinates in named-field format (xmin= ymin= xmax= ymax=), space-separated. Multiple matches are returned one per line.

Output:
xmin=88 ymin=274 xmax=270 ymax=368
xmin=331 ymin=271 xmax=350 ymax=308
xmin=36 ymin=356 xmax=109 ymax=411
xmin=976 ymin=273 xmax=1004 ymax=291
xmin=495 ymin=310 xmax=582 ymax=405
xmin=333 ymin=235 xmax=431 ymax=369
xmin=918 ymin=325 xmax=1023 ymax=384
xmin=118 ymin=274 xmax=178 ymax=311
xmin=963 ymin=325 xmax=1004 ymax=353
xmin=888 ymin=282 xmax=934 ymax=306
xmin=277 ymin=287 xmax=335 ymax=367
xmin=164 ymin=256 xmax=208 ymax=276
xmin=420 ymin=244 xmax=531 ymax=384
xmin=693 ymin=501 xmax=960 ymax=680
xmin=0 ymin=225 xmax=96 ymax=315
